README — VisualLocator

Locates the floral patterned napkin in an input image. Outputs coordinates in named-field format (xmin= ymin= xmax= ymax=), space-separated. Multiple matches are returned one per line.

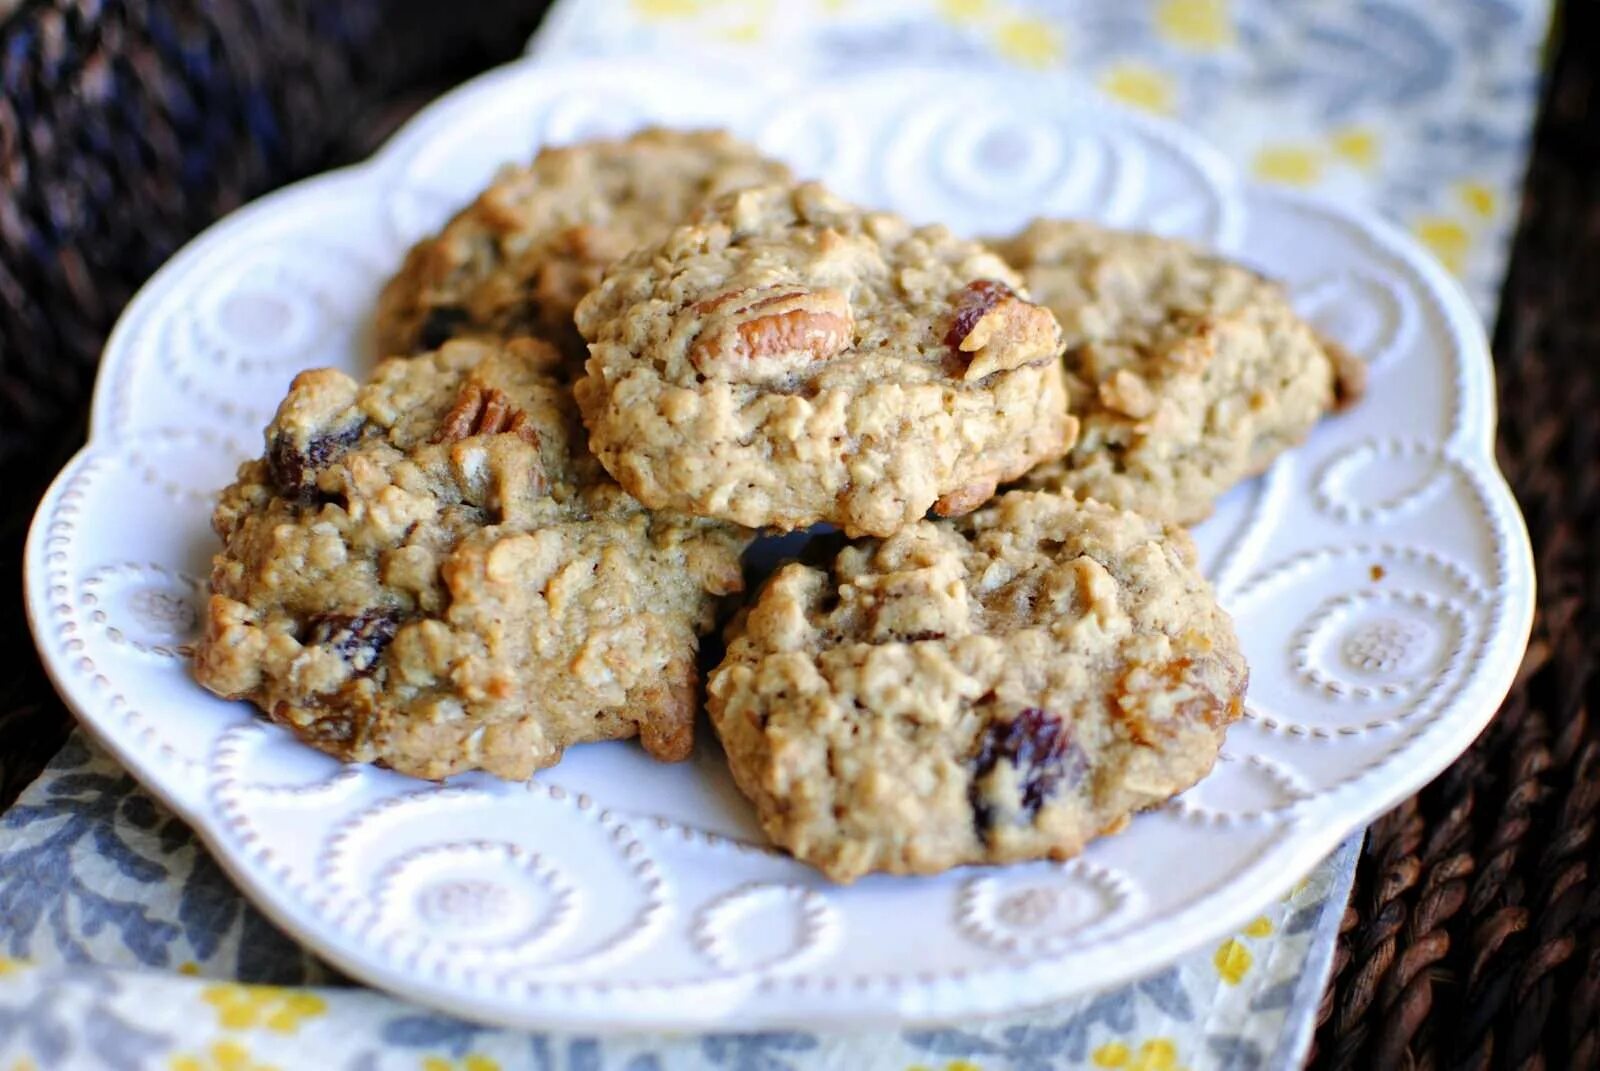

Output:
xmin=2 ymin=2 xmax=1550 ymax=1068
xmin=0 ymin=736 xmax=1354 ymax=1071
xmin=532 ymin=0 xmax=1550 ymax=320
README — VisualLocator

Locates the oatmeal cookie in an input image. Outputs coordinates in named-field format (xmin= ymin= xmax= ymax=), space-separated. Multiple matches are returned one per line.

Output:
xmin=575 ymin=183 xmax=1074 ymax=536
xmin=992 ymin=220 xmax=1359 ymax=524
xmin=194 ymin=339 xmax=749 ymax=780
xmin=374 ymin=128 xmax=792 ymax=361
xmin=707 ymin=490 xmax=1246 ymax=882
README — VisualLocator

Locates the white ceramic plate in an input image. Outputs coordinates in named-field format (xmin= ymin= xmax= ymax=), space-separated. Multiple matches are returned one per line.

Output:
xmin=24 ymin=58 xmax=1533 ymax=1031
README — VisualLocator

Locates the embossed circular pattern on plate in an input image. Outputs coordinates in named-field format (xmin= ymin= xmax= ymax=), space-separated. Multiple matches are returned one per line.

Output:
xmin=80 ymin=561 xmax=203 ymax=659
xmin=22 ymin=58 xmax=1533 ymax=1030
xmin=959 ymin=860 xmax=1137 ymax=957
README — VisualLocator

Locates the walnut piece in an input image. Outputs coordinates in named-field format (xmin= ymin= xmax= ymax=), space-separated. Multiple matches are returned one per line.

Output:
xmin=946 ymin=280 xmax=1062 ymax=381
xmin=1097 ymin=368 xmax=1158 ymax=419
xmin=688 ymin=285 xmax=854 ymax=381
xmin=430 ymin=384 xmax=541 ymax=445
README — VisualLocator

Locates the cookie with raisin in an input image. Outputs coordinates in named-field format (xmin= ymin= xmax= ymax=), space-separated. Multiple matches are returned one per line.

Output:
xmin=989 ymin=220 xmax=1362 ymax=525
xmin=707 ymin=490 xmax=1245 ymax=881
xmin=194 ymin=338 xmax=749 ymax=780
xmin=574 ymin=183 xmax=1075 ymax=537
xmin=374 ymin=128 xmax=792 ymax=363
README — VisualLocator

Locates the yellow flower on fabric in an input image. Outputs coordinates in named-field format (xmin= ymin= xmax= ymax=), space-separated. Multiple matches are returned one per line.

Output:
xmin=938 ymin=0 xmax=989 ymax=22
xmin=1457 ymin=181 xmax=1498 ymax=219
xmin=632 ymin=0 xmax=701 ymax=18
xmin=1413 ymin=217 xmax=1471 ymax=275
xmin=1155 ymin=0 xmax=1233 ymax=50
xmin=0 ymin=957 xmax=24 ymax=977
xmin=1100 ymin=64 xmax=1176 ymax=114
xmin=201 ymin=984 xmax=327 ymax=1034
xmin=421 ymin=1057 xmax=501 ymax=1071
xmin=995 ymin=17 xmax=1064 ymax=68
xmin=1244 ymin=915 xmax=1275 ymax=937
xmin=169 ymin=1040 xmax=278 ymax=1071
xmin=1330 ymin=127 xmax=1380 ymax=169
xmin=1215 ymin=937 xmax=1253 ymax=984
xmin=1253 ymin=145 xmax=1322 ymax=187
xmin=721 ymin=20 xmax=763 ymax=42
xmin=1093 ymin=1038 xmax=1188 ymax=1070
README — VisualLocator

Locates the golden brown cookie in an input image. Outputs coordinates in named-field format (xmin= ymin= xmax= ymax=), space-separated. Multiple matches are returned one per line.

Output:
xmin=707 ymin=490 xmax=1246 ymax=882
xmin=992 ymin=220 xmax=1353 ymax=524
xmin=575 ymin=183 xmax=1075 ymax=537
xmin=194 ymin=339 xmax=749 ymax=779
xmin=374 ymin=128 xmax=792 ymax=362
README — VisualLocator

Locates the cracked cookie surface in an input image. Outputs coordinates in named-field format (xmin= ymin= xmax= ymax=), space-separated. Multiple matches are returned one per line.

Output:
xmin=374 ymin=128 xmax=792 ymax=362
xmin=194 ymin=339 xmax=750 ymax=779
xmin=992 ymin=220 xmax=1357 ymax=524
xmin=575 ymin=183 xmax=1074 ymax=536
xmin=707 ymin=490 xmax=1246 ymax=882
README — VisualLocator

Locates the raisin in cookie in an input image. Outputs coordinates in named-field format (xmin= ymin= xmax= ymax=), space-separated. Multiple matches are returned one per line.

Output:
xmin=707 ymin=490 xmax=1246 ymax=882
xmin=574 ymin=183 xmax=1074 ymax=537
xmin=991 ymin=220 xmax=1360 ymax=524
xmin=194 ymin=338 xmax=749 ymax=780
xmin=374 ymin=128 xmax=792 ymax=361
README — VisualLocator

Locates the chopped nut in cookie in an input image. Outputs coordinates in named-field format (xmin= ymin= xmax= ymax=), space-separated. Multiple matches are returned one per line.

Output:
xmin=195 ymin=339 xmax=752 ymax=781
xmin=689 ymin=285 xmax=855 ymax=382
xmin=945 ymin=279 xmax=1063 ymax=381
xmin=576 ymin=182 xmax=1074 ymax=535
xmin=708 ymin=490 xmax=1245 ymax=881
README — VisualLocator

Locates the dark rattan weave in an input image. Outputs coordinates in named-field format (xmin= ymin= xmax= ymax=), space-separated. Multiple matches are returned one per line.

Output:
xmin=2 ymin=3 xmax=1595 ymax=1066
xmin=1310 ymin=2 xmax=1600 ymax=1067
xmin=0 ymin=0 xmax=548 ymax=802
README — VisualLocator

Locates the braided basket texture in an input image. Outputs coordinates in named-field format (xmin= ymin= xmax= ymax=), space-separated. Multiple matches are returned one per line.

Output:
xmin=2 ymin=2 xmax=1594 ymax=1065
xmin=1311 ymin=2 xmax=1600 ymax=1066
xmin=0 ymin=0 xmax=548 ymax=802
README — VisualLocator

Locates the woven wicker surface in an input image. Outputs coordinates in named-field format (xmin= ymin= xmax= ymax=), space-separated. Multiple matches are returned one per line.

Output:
xmin=1310 ymin=2 xmax=1600 ymax=1067
xmin=0 ymin=0 xmax=550 ymax=803
xmin=1 ymin=3 xmax=1594 ymax=1066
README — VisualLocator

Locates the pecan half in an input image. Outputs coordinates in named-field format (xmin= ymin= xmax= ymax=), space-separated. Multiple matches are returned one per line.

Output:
xmin=946 ymin=279 xmax=1062 ymax=381
xmin=430 ymin=384 xmax=541 ymax=445
xmin=688 ymin=285 xmax=854 ymax=382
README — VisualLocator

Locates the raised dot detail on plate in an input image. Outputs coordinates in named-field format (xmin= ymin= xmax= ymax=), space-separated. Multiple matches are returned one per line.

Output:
xmin=79 ymin=562 xmax=202 ymax=658
xmin=1293 ymin=590 xmax=1467 ymax=703
xmin=959 ymin=860 xmax=1134 ymax=956
xmin=375 ymin=842 xmax=576 ymax=959
xmin=217 ymin=290 xmax=295 ymax=346
xmin=1293 ymin=269 xmax=1413 ymax=373
xmin=1172 ymin=754 xmax=1310 ymax=822
xmin=1313 ymin=437 xmax=1450 ymax=523
xmin=692 ymin=883 xmax=836 ymax=975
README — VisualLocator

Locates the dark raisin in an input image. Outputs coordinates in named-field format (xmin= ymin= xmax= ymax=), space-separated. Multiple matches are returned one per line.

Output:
xmin=969 ymin=707 xmax=1086 ymax=836
xmin=268 ymin=422 xmax=364 ymax=501
xmin=944 ymin=279 xmax=1018 ymax=358
xmin=417 ymin=304 xmax=472 ymax=351
xmin=304 ymin=610 xmax=400 ymax=676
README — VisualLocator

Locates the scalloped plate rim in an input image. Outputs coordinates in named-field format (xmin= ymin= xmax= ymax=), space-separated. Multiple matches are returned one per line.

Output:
xmin=25 ymin=55 xmax=1534 ymax=1031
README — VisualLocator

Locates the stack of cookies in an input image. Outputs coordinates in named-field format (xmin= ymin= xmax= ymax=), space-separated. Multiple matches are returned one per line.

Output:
xmin=194 ymin=129 xmax=1357 ymax=882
